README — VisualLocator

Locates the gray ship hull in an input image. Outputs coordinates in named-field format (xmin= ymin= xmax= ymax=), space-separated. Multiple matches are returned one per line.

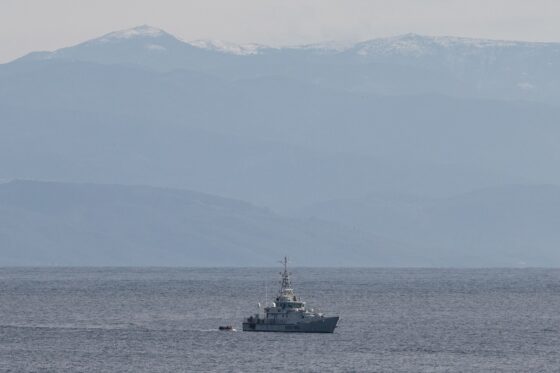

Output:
xmin=242 ymin=316 xmax=339 ymax=333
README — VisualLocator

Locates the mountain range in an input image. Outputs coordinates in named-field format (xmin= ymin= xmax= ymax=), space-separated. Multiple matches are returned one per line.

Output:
xmin=15 ymin=25 xmax=560 ymax=103
xmin=0 ymin=180 xmax=425 ymax=266
xmin=1 ymin=25 xmax=559 ymax=266
xmin=297 ymin=185 xmax=560 ymax=266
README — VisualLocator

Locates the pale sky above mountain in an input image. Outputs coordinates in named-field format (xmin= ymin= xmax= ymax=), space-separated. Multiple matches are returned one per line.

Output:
xmin=1 ymin=0 xmax=559 ymax=63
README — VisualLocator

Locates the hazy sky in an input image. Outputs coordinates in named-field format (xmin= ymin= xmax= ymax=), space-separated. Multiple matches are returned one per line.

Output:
xmin=1 ymin=0 xmax=559 ymax=63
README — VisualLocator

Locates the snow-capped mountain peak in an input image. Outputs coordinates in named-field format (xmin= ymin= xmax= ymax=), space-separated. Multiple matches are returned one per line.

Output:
xmin=96 ymin=25 xmax=168 ymax=43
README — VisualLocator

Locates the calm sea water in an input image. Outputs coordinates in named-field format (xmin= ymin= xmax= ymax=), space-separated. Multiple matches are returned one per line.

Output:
xmin=1 ymin=268 xmax=560 ymax=372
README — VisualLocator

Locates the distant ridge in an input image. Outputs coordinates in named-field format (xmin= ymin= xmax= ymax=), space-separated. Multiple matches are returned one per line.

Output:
xmin=0 ymin=180 xmax=419 ymax=267
xmin=298 ymin=185 xmax=560 ymax=267
xmin=13 ymin=25 xmax=560 ymax=60
xmin=8 ymin=24 xmax=560 ymax=103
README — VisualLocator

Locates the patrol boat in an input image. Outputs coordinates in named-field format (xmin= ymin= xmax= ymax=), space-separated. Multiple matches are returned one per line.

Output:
xmin=242 ymin=257 xmax=339 ymax=333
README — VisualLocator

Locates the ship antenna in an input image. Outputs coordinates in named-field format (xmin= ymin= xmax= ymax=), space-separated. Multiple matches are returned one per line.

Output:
xmin=279 ymin=256 xmax=288 ymax=273
xmin=279 ymin=256 xmax=292 ymax=292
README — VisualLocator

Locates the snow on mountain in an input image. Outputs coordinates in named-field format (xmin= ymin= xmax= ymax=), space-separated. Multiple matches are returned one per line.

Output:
xmin=187 ymin=32 xmax=552 ymax=57
xmin=355 ymin=34 xmax=432 ymax=57
xmin=351 ymin=33 xmax=544 ymax=57
xmin=190 ymin=39 xmax=267 ymax=55
xmin=6 ymin=26 xmax=560 ymax=103
xmin=96 ymin=25 xmax=167 ymax=42
xmin=189 ymin=33 xmax=539 ymax=56
xmin=15 ymin=25 xmax=560 ymax=62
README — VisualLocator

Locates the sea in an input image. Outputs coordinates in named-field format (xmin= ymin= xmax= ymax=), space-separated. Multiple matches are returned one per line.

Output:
xmin=1 ymin=267 xmax=559 ymax=372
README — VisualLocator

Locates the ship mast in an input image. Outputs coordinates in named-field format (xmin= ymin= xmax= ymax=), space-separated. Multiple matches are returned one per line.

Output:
xmin=279 ymin=256 xmax=293 ymax=294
